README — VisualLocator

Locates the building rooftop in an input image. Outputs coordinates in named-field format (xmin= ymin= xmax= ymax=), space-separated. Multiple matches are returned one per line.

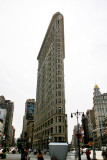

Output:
xmin=94 ymin=84 xmax=99 ymax=88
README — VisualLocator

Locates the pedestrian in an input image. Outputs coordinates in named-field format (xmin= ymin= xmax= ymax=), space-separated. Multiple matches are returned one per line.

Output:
xmin=33 ymin=148 xmax=37 ymax=155
xmin=75 ymin=149 xmax=78 ymax=159
xmin=29 ymin=148 xmax=31 ymax=153
xmin=105 ymin=148 xmax=107 ymax=160
xmin=86 ymin=148 xmax=91 ymax=160
xmin=102 ymin=148 xmax=107 ymax=160
xmin=44 ymin=148 xmax=46 ymax=154
xmin=28 ymin=154 xmax=30 ymax=160
xmin=36 ymin=149 xmax=44 ymax=160
xmin=21 ymin=149 xmax=27 ymax=160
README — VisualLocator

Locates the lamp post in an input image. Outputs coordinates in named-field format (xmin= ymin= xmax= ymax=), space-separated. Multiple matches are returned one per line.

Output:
xmin=71 ymin=110 xmax=84 ymax=160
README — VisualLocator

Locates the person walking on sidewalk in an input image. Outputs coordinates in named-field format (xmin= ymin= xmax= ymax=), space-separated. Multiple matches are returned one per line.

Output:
xmin=21 ymin=149 xmax=27 ymax=160
xmin=86 ymin=148 xmax=91 ymax=160
xmin=36 ymin=149 xmax=44 ymax=160
xmin=102 ymin=148 xmax=107 ymax=160
xmin=74 ymin=149 xmax=78 ymax=159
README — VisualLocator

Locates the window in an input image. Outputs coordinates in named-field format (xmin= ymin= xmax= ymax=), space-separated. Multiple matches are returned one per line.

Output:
xmin=58 ymin=98 xmax=61 ymax=103
xmin=56 ymin=85 xmax=57 ymax=89
xmin=57 ymin=43 xmax=60 ymax=47
xmin=58 ymin=91 xmax=61 ymax=96
xmin=58 ymin=48 xmax=60 ymax=52
xmin=59 ymin=126 xmax=61 ymax=133
xmin=58 ymin=65 xmax=61 ymax=69
xmin=58 ymin=116 xmax=61 ymax=122
xmin=48 ymin=120 xmax=50 ymax=126
xmin=57 ymin=54 xmax=60 ymax=58
xmin=58 ymin=107 xmax=61 ymax=113
xmin=58 ymin=84 xmax=61 ymax=89
xmin=55 ymin=126 xmax=57 ymax=133
xmin=56 ymin=107 xmax=57 ymax=113
xmin=58 ymin=71 xmax=61 ymax=75
xmin=62 ymin=126 xmax=64 ymax=133
xmin=51 ymin=118 xmax=53 ymax=124
xmin=56 ymin=77 xmax=61 ymax=82
xmin=56 ymin=99 xmax=57 ymax=104
xmin=56 ymin=84 xmax=61 ymax=89
xmin=56 ymin=59 xmax=60 ymax=63
xmin=45 ymin=122 xmax=47 ymax=127
xmin=62 ymin=116 xmax=64 ymax=122
xmin=55 ymin=116 xmax=57 ymax=122
xmin=58 ymin=77 xmax=61 ymax=82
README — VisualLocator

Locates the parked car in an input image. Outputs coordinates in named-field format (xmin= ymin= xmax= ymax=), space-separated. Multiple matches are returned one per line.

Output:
xmin=0 ymin=148 xmax=6 ymax=159
xmin=9 ymin=147 xmax=17 ymax=154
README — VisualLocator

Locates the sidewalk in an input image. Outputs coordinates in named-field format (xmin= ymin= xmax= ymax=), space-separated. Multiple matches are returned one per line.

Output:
xmin=0 ymin=151 xmax=104 ymax=160
xmin=90 ymin=150 xmax=103 ymax=160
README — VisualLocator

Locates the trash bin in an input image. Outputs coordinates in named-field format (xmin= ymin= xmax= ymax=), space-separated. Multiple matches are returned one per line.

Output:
xmin=49 ymin=142 xmax=68 ymax=160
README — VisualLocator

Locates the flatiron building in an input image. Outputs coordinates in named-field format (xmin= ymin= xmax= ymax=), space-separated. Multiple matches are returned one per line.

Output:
xmin=33 ymin=12 xmax=67 ymax=149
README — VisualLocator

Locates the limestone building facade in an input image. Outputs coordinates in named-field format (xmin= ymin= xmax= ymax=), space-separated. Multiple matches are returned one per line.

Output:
xmin=93 ymin=85 xmax=107 ymax=148
xmin=33 ymin=12 xmax=67 ymax=149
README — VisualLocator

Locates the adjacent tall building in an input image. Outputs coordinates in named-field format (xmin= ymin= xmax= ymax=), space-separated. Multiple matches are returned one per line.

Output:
xmin=33 ymin=12 xmax=67 ymax=149
xmin=0 ymin=96 xmax=14 ymax=146
xmin=0 ymin=108 xmax=6 ymax=144
xmin=85 ymin=109 xmax=96 ymax=143
xmin=93 ymin=85 xmax=107 ymax=148
xmin=21 ymin=99 xmax=35 ymax=149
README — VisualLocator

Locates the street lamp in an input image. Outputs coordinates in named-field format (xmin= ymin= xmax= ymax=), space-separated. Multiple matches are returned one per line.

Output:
xmin=71 ymin=110 xmax=84 ymax=160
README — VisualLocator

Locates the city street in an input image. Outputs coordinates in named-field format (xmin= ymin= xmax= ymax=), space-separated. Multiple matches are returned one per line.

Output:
xmin=2 ymin=151 xmax=103 ymax=160
xmin=1 ymin=153 xmax=87 ymax=160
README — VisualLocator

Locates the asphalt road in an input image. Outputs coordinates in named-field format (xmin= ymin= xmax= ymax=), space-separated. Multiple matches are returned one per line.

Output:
xmin=2 ymin=150 xmax=103 ymax=160
xmin=1 ymin=152 xmax=91 ymax=160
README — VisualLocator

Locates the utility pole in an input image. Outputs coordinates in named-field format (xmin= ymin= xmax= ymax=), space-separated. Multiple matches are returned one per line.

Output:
xmin=71 ymin=110 xmax=84 ymax=160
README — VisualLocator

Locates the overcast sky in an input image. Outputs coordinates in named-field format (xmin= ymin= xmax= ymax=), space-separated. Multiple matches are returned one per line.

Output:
xmin=0 ymin=0 xmax=107 ymax=142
